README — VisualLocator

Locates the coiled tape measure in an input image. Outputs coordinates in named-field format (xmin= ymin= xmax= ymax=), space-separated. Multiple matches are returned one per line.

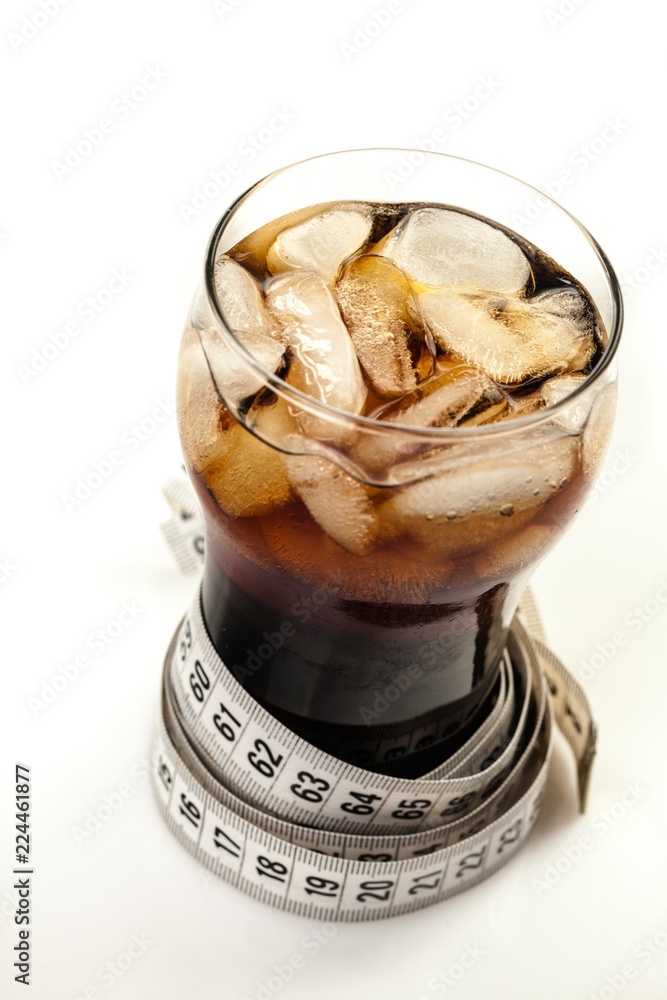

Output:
xmin=154 ymin=474 xmax=596 ymax=921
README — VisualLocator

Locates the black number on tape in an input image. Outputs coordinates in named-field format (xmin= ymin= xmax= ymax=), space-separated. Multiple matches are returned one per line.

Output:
xmin=356 ymin=880 xmax=394 ymax=903
xmin=357 ymin=853 xmax=393 ymax=862
xmin=158 ymin=758 xmax=173 ymax=793
xmin=304 ymin=876 xmax=340 ymax=898
xmin=480 ymin=773 xmax=505 ymax=802
xmin=189 ymin=660 xmax=210 ymax=703
xmin=213 ymin=702 xmax=242 ymax=742
xmin=391 ymin=798 xmax=432 ymax=821
xmin=179 ymin=620 xmax=192 ymax=663
xmin=290 ymin=771 xmax=330 ymax=804
xmin=497 ymin=820 xmax=522 ymax=853
xmin=383 ymin=745 xmax=408 ymax=761
xmin=480 ymin=745 xmax=504 ymax=770
xmin=178 ymin=792 xmax=202 ymax=830
xmin=456 ymin=847 xmax=486 ymax=878
xmin=408 ymin=870 xmax=443 ymax=895
xmin=256 ymin=855 xmax=288 ymax=882
xmin=340 ymin=791 xmax=382 ymax=816
xmin=213 ymin=826 xmax=241 ymax=858
xmin=411 ymin=843 xmax=443 ymax=857
xmin=248 ymin=739 xmax=284 ymax=779
xmin=440 ymin=792 xmax=476 ymax=817
xmin=457 ymin=818 xmax=485 ymax=841
xmin=414 ymin=734 xmax=436 ymax=751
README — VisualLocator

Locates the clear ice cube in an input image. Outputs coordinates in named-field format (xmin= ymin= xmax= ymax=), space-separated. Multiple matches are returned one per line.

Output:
xmin=419 ymin=288 xmax=596 ymax=384
xmin=382 ymin=435 xmax=578 ymax=558
xmin=581 ymin=384 xmax=616 ymax=479
xmin=375 ymin=207 xmax=532 ymax=294
xmin=203 ymin=256 xmax=286 ymax=404
xmin=214 ymin=255 xmax=281 ymax=339
xmin=533 ymin=285 xmax=600 ymax=343
xmin=285 ymin=454 xmax=379 ymax=555
xmin=177 ymin=325 xmax=229 ymax=472
xmin=265 ymin=271 xmax=367 ymax=418
xmin=540 ymin=372 xmax=588 ymax=432
xmin=205 ymin=419 xmax=292 ymax=518
xmin=475 ymin=523 xmax=557 ymax=581
xmin=266 ymin=206 xmax=373 ymax=284
xmin=336 ymin=254 xmax=428 ymax=397
xmin=372 ymin=365 xmax=508 ymax=429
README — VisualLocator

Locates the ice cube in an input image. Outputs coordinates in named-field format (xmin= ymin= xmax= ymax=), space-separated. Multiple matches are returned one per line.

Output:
xmin=540 ymin=372 xmax=588 ymax=432
xmin=265 ymin=272 xmax=367 ymax=418
xmin=213 ymin=255 xmax=281 ymax=339
xmin=351 ymin=366 xmax=506 ymax=480
xmin=259 ymin=501 xmax=453 ymax=603
xmin=533 ymin=284 xmax=600 ymax=343
xmin=266 ymin=206 xmax=373 ymax=284
xmin=336 ymin=255 xmax=427 ymax=397
xmin=420 ymin=288 xmax=596 ymax=384
xmin=475 ymin=524 xmax=558 ymax=582
xmin=373 ymin=365 xmax=508 ymax=429
xmin=581 ymin=384 xmax=616 ymax=480
xmin=375 ymin=207 xmax=532 ymax=294
xmin=204 ymin=418 xmax=292 ymax=518
xmin=201 ymin=256 xmax=286 ymax=405
xmin=501 ymin=392 xmax=545 ymax=421
xmin=285 ymin=454 xmax=379 ymax=555
xmin=177 ymin=325 xmax=230 ymax=472
xmin=382 ymin=435 xmax=578 ymax=559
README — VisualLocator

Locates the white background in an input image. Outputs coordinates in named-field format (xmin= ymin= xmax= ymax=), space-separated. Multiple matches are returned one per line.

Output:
xmin=1 ymin=0 xmax=666 ymax=997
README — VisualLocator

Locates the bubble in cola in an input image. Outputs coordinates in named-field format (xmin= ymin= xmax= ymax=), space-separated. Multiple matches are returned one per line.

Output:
xmin=177 ymin=198 xmax=615 ymax=775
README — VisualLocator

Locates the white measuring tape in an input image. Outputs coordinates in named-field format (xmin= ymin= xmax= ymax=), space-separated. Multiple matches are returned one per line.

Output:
xmin=154 ymin=477 xmax=596 ymax=921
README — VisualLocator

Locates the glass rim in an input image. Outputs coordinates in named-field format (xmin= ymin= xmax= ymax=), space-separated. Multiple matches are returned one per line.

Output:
xmin=203 ymin=147 xmax=623 ymax=441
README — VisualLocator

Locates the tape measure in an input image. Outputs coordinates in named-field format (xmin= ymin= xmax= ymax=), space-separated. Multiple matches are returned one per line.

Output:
xmin=153 ymin=484 xmax=596 ymax=920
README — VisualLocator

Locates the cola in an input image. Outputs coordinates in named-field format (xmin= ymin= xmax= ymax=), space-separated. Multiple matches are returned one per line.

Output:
xmin=177 ymin=170 xmax=619 ymax=776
